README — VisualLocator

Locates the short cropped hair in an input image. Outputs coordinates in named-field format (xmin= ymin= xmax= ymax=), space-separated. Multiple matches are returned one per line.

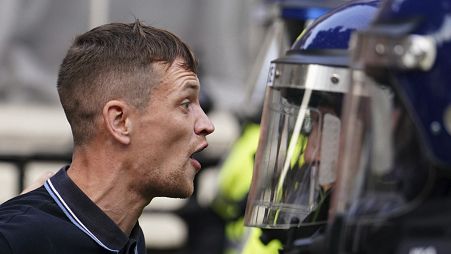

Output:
xmin=57 ymin=21 xmax=198 ymax=145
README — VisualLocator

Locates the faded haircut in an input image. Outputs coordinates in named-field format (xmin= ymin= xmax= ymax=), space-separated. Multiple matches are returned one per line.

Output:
xmin=57 ymin=20 xmax=198 ymax=145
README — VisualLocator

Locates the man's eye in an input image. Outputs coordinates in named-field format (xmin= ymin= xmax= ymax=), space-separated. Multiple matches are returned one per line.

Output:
xmin=181 ymin=100 xmax=191 ymax=110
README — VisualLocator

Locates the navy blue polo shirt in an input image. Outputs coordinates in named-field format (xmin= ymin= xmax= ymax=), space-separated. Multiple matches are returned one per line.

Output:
xmin=0 ymin=166 xmax=146 ymax=254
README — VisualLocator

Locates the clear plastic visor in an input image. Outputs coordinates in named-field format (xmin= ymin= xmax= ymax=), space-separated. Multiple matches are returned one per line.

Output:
xmin=244 ymin=63 xmax=349 ymax=229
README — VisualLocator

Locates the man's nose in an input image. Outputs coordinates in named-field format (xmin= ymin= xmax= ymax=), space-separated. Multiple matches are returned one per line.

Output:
xmin=195 ymin=107 xmax=215 ymax=136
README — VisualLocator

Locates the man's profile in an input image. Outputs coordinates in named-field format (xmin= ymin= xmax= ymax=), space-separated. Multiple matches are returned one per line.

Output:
xmin=0 ymin=21 xmax=214 ymax=254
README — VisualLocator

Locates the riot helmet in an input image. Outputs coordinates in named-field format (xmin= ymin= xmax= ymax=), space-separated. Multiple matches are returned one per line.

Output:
xmin=329 ymin=0 xmax=451 ymax=251
xmin=244 ymin=0 xmax=380 ymax=229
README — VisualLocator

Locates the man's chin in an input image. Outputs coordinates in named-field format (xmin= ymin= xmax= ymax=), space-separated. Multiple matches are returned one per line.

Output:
xmin=163 ymin=185 xmax=194 ymax=199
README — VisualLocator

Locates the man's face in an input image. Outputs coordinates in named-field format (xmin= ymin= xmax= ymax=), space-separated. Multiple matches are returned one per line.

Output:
xmin=304 ymin=106 xmax=337 ymax=164
xmin=131 ymin=59 xmax=214 ymax=199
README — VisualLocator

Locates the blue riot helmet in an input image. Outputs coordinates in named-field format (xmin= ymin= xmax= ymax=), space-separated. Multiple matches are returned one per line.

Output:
xmin=244 ymin=0 xmax=380 ymax=230
xmin=329 ymin=0 xmax=451 ymax=252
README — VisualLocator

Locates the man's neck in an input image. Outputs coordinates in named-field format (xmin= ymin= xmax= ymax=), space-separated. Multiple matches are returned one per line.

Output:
xmin=67 ymin=149 xmax=150 ymax=236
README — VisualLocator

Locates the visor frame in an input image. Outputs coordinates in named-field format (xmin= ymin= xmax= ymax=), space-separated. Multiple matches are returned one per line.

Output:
xmin=271 ymin=62 xmax=352 ymax=95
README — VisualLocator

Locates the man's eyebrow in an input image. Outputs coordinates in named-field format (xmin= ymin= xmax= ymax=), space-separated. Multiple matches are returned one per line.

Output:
xmin=183 ymin=81 xmax=200 ymax=91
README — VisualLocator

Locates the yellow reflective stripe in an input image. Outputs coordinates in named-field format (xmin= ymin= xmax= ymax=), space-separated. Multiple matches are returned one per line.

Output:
xmin=291 ymin=136 xmax=306 ymax=168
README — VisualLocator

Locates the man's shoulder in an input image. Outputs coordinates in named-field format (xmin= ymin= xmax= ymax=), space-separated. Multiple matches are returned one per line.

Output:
xmin=0 ymin=186 xmax=68 ymax=252
xmin=0 ymin=186 xmax=58 ymax=222
xmin=0 ymin=187 xmax=100 ymax=253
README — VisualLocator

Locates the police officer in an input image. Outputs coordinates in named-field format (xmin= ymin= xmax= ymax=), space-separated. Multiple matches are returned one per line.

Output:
xmin=325 ymin=0 xmax=451 ymax=253
xmin=244 ymin=1 xmax=380 ymax=253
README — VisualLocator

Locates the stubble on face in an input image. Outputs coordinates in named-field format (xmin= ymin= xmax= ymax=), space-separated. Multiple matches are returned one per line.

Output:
xmin=136 ymin=164 xmax=194 ymax=200
xmin=131 ymin=60 xmax=201 ymax=200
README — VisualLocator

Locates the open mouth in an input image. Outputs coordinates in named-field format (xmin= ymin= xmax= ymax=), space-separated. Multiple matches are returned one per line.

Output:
xmin=190 ymin=143 xmax=208 ymax=171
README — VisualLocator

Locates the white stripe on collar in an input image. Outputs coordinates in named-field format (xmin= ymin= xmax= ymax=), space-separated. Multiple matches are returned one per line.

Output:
xmin=44 ymin=179 xmax=119 ymax=253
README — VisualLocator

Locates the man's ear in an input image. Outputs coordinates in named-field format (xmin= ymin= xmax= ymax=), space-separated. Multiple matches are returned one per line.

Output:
xmin=102 ymin=100 xmax=132 ymax=145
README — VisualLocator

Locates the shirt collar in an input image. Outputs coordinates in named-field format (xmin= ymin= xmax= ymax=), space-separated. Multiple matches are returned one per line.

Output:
xmin=44 ymin=166 xmax=141 ymax=252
